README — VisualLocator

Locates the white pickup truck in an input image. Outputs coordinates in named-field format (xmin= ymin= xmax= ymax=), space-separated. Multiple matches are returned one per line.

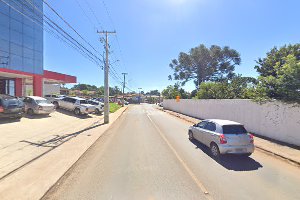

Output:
xmin=53 ymin=96 xmax=95 ymax=115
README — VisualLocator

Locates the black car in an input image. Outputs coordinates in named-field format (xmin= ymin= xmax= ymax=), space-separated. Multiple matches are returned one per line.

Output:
xmin=0 ymin=95 xmax=25 ymax=119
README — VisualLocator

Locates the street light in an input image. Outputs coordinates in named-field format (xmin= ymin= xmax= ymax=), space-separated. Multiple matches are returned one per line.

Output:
xmin=138 ymin=88 xmax=142 ymax=104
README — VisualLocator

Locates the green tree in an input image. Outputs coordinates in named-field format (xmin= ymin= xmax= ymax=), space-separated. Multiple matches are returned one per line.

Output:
xmin=255 ymin=44 xmax=300 ymax=103
xmin=148 ymin=90 xmax=160 ymax=96
xmin=162 ymin=84 xmax=189 ymax=99
xmin=255 ymin=44 xmax=300 ymax=77
xmin=169 ymin=44 xmax=241 ymax=87
xmin=72 ymin=84 xmax=97 ymax=91
xmin=195 ymin=75 xmax=257 ymax=99
xmin=258 ymin=54 xmax=300 ymax=102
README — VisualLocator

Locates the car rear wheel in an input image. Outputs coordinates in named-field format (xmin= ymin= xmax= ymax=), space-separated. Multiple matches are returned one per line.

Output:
xmin=95 ymin=108 xmax=100 ymax=114
xmin=210 ymin=143 xmax=220 ymax=158
xmin=27 ymin=108 xmax=34 ymax=116
xmin=53 ymin=102 xmax=59 ymax=109
xmin=74 ymin=108 xmax=81 ymax=115
xmin=188 ymin=131 xmax=194 ymax=141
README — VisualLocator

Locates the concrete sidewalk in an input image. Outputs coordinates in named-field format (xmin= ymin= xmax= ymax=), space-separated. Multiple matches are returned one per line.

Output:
xmin=160 ymin=108 xmax=300 ymax=166
xmin=0 ymin=106 xmax=128 ymax=200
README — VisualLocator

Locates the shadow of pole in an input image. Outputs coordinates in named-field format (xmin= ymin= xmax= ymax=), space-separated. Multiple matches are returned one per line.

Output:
xmin=0 ymin=121 xmax=105 ymax=181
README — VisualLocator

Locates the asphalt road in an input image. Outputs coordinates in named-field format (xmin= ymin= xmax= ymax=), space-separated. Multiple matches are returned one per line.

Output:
xmin=43 ymin=104 xmax=300 ymax=200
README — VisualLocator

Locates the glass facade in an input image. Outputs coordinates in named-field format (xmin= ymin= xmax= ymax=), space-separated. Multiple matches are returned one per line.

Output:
xmin=0 ymin=79 xmax=15 ymax=95
xmin=0 ymin=0 xmax=43 ymax=74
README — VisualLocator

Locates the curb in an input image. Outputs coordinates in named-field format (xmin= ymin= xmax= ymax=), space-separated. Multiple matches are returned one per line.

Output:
xmin=42 ymin=106 xmax=128 ymax=198
xmin=0 ymin=106 xmax=128 ymax=200
xmin=159 ymin=107 xmax=300 ymax=167
xmin=255 ymin=146 xmax=300 ymax=167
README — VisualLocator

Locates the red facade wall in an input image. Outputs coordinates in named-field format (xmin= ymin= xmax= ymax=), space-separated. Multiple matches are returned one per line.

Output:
xmin=15 ymin=78 xmax=23 ymax=97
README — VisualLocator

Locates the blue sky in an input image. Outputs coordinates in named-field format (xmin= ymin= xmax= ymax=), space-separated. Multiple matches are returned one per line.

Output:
xmin=44 ymin=0 xmax=300 ymax=92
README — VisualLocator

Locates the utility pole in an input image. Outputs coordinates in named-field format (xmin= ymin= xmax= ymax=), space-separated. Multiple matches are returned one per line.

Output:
xmin=97 ymin=30 xmax=116 ymax=124
xmin=122 ymin=72 xmax=128 ymax=106
xmin=138 ymin=88 xmax=142 ymax=104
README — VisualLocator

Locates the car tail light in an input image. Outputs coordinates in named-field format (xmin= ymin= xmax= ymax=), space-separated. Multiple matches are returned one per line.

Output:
xmin=219 ymin=134 xmax=227 ymax=144
xmin=0 ymin=106 xmax=4 ymax=113
xmin=249 ymin=134 xmax=254 ymax=143
xmin=38 ymin=106 xmax=43 ymax=110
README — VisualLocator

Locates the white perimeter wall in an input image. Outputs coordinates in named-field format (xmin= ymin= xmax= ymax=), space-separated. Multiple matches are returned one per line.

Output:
xmin=163 ymin=99 xmax=300 ymax=146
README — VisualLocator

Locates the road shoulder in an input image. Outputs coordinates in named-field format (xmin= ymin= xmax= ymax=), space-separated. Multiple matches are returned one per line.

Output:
xmin=0 ymin=106 xmax=128 ymax=200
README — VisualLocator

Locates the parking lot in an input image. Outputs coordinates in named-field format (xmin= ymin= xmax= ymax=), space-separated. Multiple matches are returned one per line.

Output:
xmin=0 ymin=110 xmax=103 ymax=179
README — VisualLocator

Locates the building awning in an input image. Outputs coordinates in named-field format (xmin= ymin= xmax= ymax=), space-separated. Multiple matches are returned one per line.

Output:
xmin=43 ymin=70 xmax=76 ymax=84
xmin=0 ymin=68 xmax=77 ymax=84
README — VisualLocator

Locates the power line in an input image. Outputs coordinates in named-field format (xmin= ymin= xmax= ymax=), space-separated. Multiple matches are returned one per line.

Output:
xmin=42 ymin=0 xmax=99 ymax=54
xmin=82 ymin=0 xmax=103 ymax=30
xmin=11 ymin=0 xmax=104 ymax=66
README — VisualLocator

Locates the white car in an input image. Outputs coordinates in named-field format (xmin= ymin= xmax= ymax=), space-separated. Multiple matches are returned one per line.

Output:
xmin=188 ymin=119 xmax=254 ymax=158
xmin=53 ymin=97 xmax=95 ymax=115
xmin=44 ymin=94 xmax=66 ymax=103
xmin=23 ymin=96 xmax=55 ymax=115
xmin=87 ymin=100 xmax=104 ymax=115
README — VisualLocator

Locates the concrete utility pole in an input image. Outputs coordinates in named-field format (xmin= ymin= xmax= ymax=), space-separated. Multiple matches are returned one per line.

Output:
xmin=138 ymin=88 xmax=142 ymax=104
xmin=97 ymin=30 xmax=116 ymax=124
xmin=122 ymin=72 xmax=127 ymax=106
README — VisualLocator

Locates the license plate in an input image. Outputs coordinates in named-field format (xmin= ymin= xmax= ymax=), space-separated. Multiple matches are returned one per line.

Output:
xmin=235 ymin=148 xmax=245 ymax=152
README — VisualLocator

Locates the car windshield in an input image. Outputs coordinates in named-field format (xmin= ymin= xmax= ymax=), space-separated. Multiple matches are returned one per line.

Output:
xmin=89 ymin=101 xmax=98 ymax=105
xmin=222 ymin=125 xmax=247 ymax=134
xmin=36 ymin=100 xmax=50 ymax=104
xmin=79 ymin=100 xmax=88 ymax=104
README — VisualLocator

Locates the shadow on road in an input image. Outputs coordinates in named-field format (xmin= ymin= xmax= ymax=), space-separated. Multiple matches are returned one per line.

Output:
xmin=190 ymin=139 xmax=263 ymax=171
xmin=21 ymin=121 xmax=104 ymax=148
xmin=0 ymin=118 xmax=21 ymax=124
xmin=0 ymin=121 xmax=105 ymax=181
xmin=24 ymin=114 xmax=52 ymax=120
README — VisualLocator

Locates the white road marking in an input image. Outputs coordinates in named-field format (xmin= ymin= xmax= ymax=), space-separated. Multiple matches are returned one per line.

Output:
xmin=146 ymin=114 xmax=212 ymax=200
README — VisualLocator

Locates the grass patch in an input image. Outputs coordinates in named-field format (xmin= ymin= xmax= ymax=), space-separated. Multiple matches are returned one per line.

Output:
xmin=109 ymin=103 xmax=122 ymax=113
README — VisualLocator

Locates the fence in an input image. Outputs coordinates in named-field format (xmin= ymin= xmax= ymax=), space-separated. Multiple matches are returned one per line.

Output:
xmin=163 ymin=99 xmax=300 ymax=146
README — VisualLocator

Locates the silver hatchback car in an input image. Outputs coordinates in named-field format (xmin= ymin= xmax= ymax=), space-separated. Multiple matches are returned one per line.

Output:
xmin=23 ymin=96 xmax=55 ymax=115
xmin=188 ymin=119 xmax=254 ymax=158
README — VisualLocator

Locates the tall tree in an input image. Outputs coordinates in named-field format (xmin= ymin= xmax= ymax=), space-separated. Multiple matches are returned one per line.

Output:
xmin=255 ymin=44 xmax=300 ymax=102
xmin=255 ymin=44 xmax=300 ymax=77
xmin=169 ymin=44 xmax=241 ymax=87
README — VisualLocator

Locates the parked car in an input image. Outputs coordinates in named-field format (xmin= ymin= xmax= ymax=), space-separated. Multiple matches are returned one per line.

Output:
xmin=188 ymin=119 xmax=254 ymax=158
xmin=87 ymin=100 xmax=104 ymax=115
xmin=0 ymin=94 xmax=24 ymax=119
xmin=44 ymin=95 xmax=66 ymax=103
xmin=53 ymin=97 xmax=95 ymax=115
xmin=23 ymin=96 xmax=55 ymax=115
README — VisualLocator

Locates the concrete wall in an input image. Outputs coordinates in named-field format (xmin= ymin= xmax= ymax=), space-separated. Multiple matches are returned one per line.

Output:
xmin=163 ymin=99 xmax=300 ymax=146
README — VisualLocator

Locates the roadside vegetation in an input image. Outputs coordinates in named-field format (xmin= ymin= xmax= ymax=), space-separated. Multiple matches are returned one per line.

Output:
xmin=164 ymin=43 xmax=300 ymax=104
xmin=109 ymin=103 xmax=122 ymax=113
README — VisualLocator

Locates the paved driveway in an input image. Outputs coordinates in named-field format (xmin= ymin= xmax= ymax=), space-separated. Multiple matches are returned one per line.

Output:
xmin=0 ymin=110 xmax=103 ymax=179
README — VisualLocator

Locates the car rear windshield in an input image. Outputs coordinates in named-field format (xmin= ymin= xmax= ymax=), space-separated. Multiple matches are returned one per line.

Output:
xmin=79 ymin=100 xmax=88 ymax=104
xmin=1 ymin=99 xmax=21 ymax=108
xmin=222 ymin=125 xmax=247 ymax=134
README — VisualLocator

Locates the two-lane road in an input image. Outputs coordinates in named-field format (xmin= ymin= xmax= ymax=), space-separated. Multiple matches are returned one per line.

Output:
xmin=43 ymin=104 xmax=300 ymax=200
